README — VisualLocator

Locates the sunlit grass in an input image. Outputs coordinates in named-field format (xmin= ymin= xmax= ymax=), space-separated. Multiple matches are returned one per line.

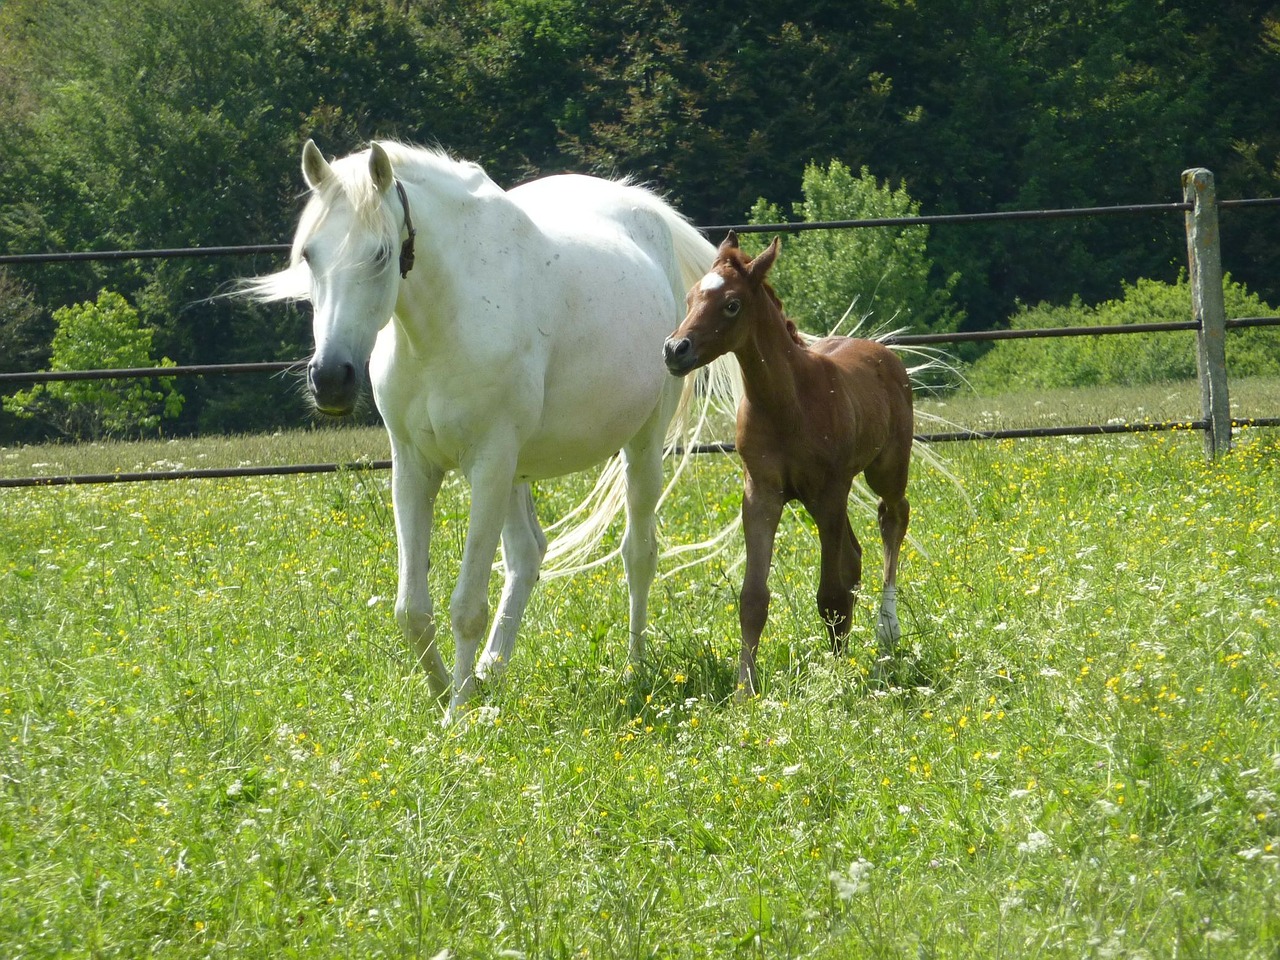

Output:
xmin=4 ymin=375 xmax=1278 ymax=482
xmin=917 ymin=374 xmax=1280 ymax=432
xmin=0 ymin=421 xmax=391 ymax=480
xmin=1 ymin=400 xmax=1278 ymax=956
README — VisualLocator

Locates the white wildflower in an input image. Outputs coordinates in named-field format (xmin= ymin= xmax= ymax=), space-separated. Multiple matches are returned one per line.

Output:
xmin=1017 ymin=830 xmax=1052 ymax=855
xmin=829 ymin=858 xmax=873 ymax=900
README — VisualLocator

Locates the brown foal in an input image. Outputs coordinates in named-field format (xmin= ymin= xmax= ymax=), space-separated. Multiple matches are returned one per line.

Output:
xmin=663 ymin=232 xmax=913 ymax=695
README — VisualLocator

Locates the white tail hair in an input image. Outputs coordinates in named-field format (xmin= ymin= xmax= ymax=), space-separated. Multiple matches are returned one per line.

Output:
xmin=537 ymin=205 xmax=741 ymax=579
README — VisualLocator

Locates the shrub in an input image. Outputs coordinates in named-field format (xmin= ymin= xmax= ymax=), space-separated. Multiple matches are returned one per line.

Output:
xmin=965 ymin=274 xmax=1280 ymax=393
xmin=744 ymin=160 xmax=963 ymax=336
xmin=3 ymin=289 xmax=184 ymax=438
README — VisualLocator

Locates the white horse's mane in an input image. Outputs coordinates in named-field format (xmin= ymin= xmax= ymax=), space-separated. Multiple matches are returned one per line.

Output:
xmin=239 ymin=142 xmax=485 ymax=304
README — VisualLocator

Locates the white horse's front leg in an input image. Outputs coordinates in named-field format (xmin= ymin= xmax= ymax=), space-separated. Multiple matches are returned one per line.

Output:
xmin=390 ymin=447 xmax=449 ymax=700
xmin=477 ymin=483 xmax=547 ymax=683
xmin=448 ymin=451 xmax=519 ymax=717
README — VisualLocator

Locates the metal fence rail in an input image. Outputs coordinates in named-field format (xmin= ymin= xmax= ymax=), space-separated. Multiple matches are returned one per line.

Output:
xmin=3 ymin=171 xmax=1277 ymax=487
xmin=0 ymin=361 xmax=299 ymax=386
xmin=8 ymin=416 xmax=1280 ymax=490
xmin=0 ymin=244 xmax=290 ymax=266
xmin=5 ymin=318 xmax=1277 ymax=387
xmin=5 ymin=196 xmax=1276 ymax=267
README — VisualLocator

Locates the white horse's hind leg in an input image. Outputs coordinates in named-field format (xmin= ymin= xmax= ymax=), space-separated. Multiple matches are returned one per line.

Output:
xmin=621 ymin=448 xmax=661 ymax=666
xmin=620 ymin=394 xmax=676 ymax=666
xmin=477 ymin=483 xmax=547 ymax=682
xmin=390 ymin=449 xmax=450 ymax=700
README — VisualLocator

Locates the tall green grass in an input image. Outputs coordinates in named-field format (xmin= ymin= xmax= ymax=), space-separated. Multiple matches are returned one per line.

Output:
xmin=2 ymin=402 xmax=1278 ymax=957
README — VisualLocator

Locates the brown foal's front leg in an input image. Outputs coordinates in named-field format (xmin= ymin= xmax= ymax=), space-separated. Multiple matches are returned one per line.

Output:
xmin=738 ymin=476 xmax=784 ymax=698
xmin=813 ymin=500 xmax=861 ymax=654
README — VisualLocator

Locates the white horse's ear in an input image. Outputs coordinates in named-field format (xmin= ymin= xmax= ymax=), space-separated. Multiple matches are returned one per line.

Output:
xmin=302 ymin=139 xmax=332 ymax=191
xmin=369 ymin=142 xmax=395 ymax=194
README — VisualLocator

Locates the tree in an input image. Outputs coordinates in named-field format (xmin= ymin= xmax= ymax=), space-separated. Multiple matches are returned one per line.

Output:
xmin=745 ymin=160 xmax=963 ymax=337
xmin=0 ymin=270 xmax=48 ymax=375
xmin=3 ymin=290 xmax=184 ymax=439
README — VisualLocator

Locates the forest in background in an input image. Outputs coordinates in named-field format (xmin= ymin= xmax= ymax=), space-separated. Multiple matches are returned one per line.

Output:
xmin=1 ymin=0 xmax=1278 ymax=438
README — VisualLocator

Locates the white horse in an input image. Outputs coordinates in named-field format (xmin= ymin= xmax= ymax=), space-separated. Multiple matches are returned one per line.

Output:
xmin=245 ymin=140 xmax=728 ymax=715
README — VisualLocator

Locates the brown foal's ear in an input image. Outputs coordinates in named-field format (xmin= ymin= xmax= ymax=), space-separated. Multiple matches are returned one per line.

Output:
xmin=716 ymin=230 xmax=740 ymax=259
xmin=747 ymin=236 xmax=781 ymax=282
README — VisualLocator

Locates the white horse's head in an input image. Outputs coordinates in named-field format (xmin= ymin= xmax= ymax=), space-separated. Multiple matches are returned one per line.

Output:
xmin=293 ymin=140 xmax=415 ymax=415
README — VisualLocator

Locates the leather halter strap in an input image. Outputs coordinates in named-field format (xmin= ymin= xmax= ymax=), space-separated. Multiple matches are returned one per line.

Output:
xmin=394 ymin=179 xmax=416 ymax=278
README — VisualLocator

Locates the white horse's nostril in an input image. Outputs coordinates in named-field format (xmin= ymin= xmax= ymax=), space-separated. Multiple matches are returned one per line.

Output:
xmin=308 ymin=359 xmax=358 ymax=412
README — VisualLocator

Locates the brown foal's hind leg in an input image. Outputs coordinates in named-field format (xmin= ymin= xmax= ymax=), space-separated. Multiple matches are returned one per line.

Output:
xmin=813 ymin=498 xmax=861 ymax=654
xmin=875 ymin=494 xmax=910 ymax=656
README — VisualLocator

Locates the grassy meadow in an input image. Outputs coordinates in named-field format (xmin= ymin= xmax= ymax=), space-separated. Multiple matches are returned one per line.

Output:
xmin=2 ymin=380 xmax=1279 ymax=958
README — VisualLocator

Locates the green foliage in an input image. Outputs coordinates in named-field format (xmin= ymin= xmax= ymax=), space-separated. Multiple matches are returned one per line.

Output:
xmin=967 ymin=275 xmax=1280 ymax=393
xmin=3 ymin=290 xmax=183 ymax=438
xmin=0 ymin=0 xmax=406 ymax=437
xmin=745 ymin=160 xmax=963 ymax=336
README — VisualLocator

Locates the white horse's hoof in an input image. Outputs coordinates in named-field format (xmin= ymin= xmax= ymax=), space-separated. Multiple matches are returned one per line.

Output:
xmin=441 ymin=699 xmax=472 ymax=728
xmin=475 ymin=650 xmax=507 ymax=683
xmin=443 ymin=674 xmax=479 ymax=726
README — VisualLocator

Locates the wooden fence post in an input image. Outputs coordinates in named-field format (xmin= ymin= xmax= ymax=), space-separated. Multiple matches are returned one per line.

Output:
xmin=1182 ymin=167 xmax=1231 ymax=458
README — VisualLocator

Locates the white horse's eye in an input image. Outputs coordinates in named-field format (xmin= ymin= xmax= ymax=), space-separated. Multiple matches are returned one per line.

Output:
xmin=374 ymin=245 xmax=391 ymax=265
xmin=724 ymin=299 xmax=741 ymax=318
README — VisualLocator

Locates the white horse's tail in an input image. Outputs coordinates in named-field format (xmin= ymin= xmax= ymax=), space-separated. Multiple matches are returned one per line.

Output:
xmin=539 ymin=204 xmax=742 ymax=578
